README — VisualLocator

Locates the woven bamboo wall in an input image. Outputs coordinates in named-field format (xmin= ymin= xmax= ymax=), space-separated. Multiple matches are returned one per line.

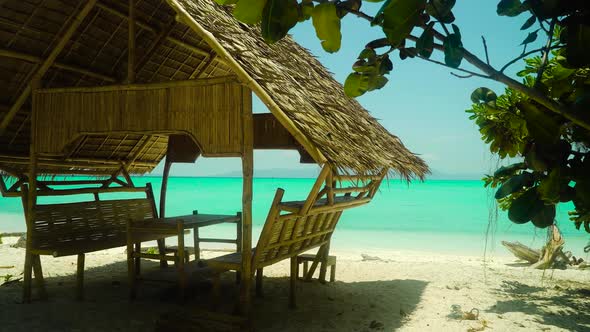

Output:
xmin=33 ymin=79 xmax=245 ymax=156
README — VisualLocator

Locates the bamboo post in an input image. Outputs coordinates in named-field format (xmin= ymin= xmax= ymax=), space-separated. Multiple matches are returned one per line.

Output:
xmin=326 ymin=168 xmax=334 ymax=205
xmin=255 ymin=268 xmax=263 ymax=298
xmin=289 ymin=257 xmax=297 ymax=309
xmin=32 ymin=255 xmax=47 ymax=300
xmin=239 ymin=87 xmax=253 ymax=315
xmin=0 ymin=0 xmax=98 ymax=134
xmin=192 ymin=210 xmax=200 ymax=261
xmin=127 ymin=0 xmax=136 ymax=84
xmin=235 ymin=211 xmax=242 ymax=284
xmin=158 ymin=158 xmax=172 ymax=266
xmin=126 ymin=219 xmax=136 ymax=300
xmin=23 ymin=78 xmax=41 ymax=303
xmin=177 ymin=220 xmax=186 ymax=300
xmin=76 ymin=254 xmax=85 ymax=301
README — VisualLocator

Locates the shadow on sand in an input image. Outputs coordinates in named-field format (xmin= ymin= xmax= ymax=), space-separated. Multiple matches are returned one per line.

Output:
xmin=0 ymin=258 xmax=428 ymax=331
xmin=486 ymin=280 xmax=590 ymax=331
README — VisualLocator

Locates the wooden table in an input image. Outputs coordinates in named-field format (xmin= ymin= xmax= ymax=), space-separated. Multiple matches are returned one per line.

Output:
xmin=127 ymin=212 xmax=242 ymax=298
xmin=130 ymin=212 xmax=242 ymax=260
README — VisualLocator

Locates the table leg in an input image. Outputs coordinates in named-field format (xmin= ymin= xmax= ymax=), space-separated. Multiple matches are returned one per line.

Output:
xmin=193 ymin=227 xmax=200 ymax=261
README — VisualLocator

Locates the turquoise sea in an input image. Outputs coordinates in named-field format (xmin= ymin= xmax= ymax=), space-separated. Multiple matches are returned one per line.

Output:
xmin=1 ymin=177 xmax=588 ymax=257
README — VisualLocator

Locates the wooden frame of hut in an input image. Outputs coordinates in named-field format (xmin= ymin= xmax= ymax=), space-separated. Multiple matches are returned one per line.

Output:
xmin=0 ymin=0 xmax=428 ymax=312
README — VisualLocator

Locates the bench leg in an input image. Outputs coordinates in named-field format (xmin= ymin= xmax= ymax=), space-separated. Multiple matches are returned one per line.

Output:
xmin=22 ymin=251 xmax=33 ymax=303
xmin=134 ymin=243 xmax=141 ymax=276
xmin=319 ymin=244 xmax=331 ymax=284
xmin=330 ymin=263 xmax=336 ymax=283
xmin=126 ymin=237 xmax=136 ymax=300
xmin=255 ymin=268 xmax=263 ymax=298
xmin=157 ymin=239 xmax=168 ymax=268
xmin=289 ymin=257 xmax=297 ymax=309
xmin=177 ymin=222 xmax=186 ymax=300
xmin=302 ymin=261 xmax=308 ymax=279
xmin=211 ymin=273 xmax=221 ymax=310
xmin=76 ymin=254 xmax=85 ymax=301
xmin=32 ymin=255 xmax=47 ymax=300
xmin=193 ymin=227 xmax=200 ymax=261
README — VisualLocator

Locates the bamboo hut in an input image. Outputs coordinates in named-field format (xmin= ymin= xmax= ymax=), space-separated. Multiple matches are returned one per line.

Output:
xmin=0 ymin=0 xmax=428 ymax=312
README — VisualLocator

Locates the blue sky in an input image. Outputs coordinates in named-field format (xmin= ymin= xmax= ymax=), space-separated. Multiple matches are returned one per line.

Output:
xmin=157 ymin=1 xmax=539 ymax=178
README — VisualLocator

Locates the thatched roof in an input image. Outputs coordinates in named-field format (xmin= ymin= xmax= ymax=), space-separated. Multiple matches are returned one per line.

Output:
xmin=0 ymin=0 xmax=428 ymax=178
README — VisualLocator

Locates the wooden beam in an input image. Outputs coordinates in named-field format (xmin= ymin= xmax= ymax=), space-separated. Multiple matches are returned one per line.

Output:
xmin=0 ymin=155 xmax=158 ymax=168
xmin=0 ymin=0 xmax=98 ymax=134
xmin=35 ymin=75 xmax=237 ymax=93
xmin=95 ymin=2 xmax=225 ymax=63
xmin=127 ymin=0 xmax=136 ymax=83
xmin=0 ymin=49 xmax=116 ymax=82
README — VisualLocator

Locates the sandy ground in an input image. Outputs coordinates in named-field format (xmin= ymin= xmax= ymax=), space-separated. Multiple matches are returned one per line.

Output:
xmin=0 ymin=236 xmax=589 ymax=332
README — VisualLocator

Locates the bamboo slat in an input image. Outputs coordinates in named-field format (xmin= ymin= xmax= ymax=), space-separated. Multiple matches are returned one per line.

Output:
xmin=34 ymin=78 xmax=243 ymax=156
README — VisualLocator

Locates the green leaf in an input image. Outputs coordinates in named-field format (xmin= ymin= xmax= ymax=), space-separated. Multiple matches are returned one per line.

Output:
xmin=416 ymin=29 xmax=434 ymax=58
xmin=215 ymin=0 xmax=239 ymax=4
xmin=493 ymin=162 xmax=526 ymax=178
xmin=443 ymin=33 xmax=463 ymax=67
xmin=358 ymin=48 xmax=377 ymax=60
xmin=366 ymin=38 xmax=391 ymax=49
xmin=311 ymin=2 xmax=342 ymax=53
xmin=470 ymin=87 xmax=497 ymax=104
xmin=497 ymin=0 xmax=527 ymax=17
xmin=380 ymin=0 xmax=426 ymax=47
xmin=425 ymin=0 xmax=455 ymax=23
xmin=261 ymin=0 xmax=299 ymax=44
xmin=520 ymin=29 xmax=539 ymax=45
xmin=525 ymin=145 xmax=548 ymax=172
xmin=367 ymin=75 xmax=389 ymax=91
xmin=495 ymin=172 xmax=534 ymax=199
xmin=531 ymin=204 xmax=555 ymax=228
xmin=344 ymin=73 xmax=369 ymax=97
xmin=234 ymin=0 xmax=267 ymax=24
xmin=378 ymin=56 xmax=393 ymax=74
xmin=538 ymin=168 xmax=563 ymax=204
xmin=508 ymin=188 xmax=544 ymax=224
xmin=521 ymin=15 xmax=536 ymax=30
xmin=299 ymin=2 xmax=314 ymax=22
xmin=517 ymin=101 xmax=561 ymax=144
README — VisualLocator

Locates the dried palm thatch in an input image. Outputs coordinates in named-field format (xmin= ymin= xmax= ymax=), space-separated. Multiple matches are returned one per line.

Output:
xmin=0 ymin=0 xmax=428 ymax=178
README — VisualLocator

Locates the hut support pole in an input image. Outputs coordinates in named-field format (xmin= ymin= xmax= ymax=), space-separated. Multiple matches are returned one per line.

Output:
xmin=157 ymin=157 xmax=173 ymax=268
xmin=23 ymin=79 xmax=44 ymax=303
xmin=239 ymin=87 xmax=254 ymax=315
xmin=0 ymin=0 xmax=98 ymax=134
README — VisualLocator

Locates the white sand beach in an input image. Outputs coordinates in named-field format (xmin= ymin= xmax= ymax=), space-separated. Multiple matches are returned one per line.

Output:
xmin=1 ymin=236 xmax=588 ymax=332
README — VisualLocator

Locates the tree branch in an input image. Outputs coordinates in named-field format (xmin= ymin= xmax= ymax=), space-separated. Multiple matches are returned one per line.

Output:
xmin=481 ymin=36 xmax=490 ymax=65
xmin=416 ymin=55 xmax=491 ymax=79
xmin=535 ymin=19 xmax=556 ymax=89
xmin=500 ymin=45 xmax=562 ymax=73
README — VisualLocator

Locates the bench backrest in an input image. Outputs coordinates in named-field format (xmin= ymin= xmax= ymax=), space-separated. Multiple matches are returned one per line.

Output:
xmin=21 ymin=183 xmax=157 ymax=253
xmin=252 ymin=165 xmax=386 ymax=269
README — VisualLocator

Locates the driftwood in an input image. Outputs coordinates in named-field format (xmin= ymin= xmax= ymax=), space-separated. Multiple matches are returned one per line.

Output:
xmin=502 ymin=226 xmax=574 ymax=269
xmin=501 ymin=241 xmax=540 ymax=264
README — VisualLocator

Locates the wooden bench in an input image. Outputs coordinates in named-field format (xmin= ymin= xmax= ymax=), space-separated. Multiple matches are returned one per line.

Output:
xmin=20 ymin=183 xmax=169 ymax=302
xmin=207 ymin=165 xmax=385 ymax=309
